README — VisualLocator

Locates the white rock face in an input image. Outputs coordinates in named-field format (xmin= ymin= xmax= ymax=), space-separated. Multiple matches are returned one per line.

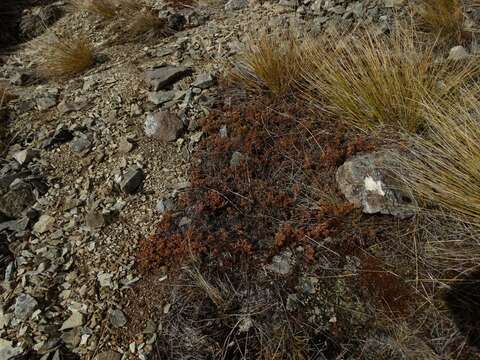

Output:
xmin=336 ymin=151 xmax=416 ymax=218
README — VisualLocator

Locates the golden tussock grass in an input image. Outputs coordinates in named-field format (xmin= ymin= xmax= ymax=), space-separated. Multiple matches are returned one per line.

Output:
xmin=415 ymin=0 xmax=465 ymax=44
xmin=69 ymin=0 xmax=118 ymax=18
xmin=126 ymin=10 xmax=171 ymax=40
xmin=299 ymin=26 xmax=479 ymax=133
xmin=35 ymin=34 xmax=95 ymax=78
xmin=230 ymin=32 xmax=305 ymax=97
xmin=397 ymin=92 xmax=480 ymax=225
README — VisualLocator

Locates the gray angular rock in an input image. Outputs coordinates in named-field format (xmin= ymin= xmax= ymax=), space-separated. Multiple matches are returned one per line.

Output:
xmin=109 ymin=309 xmax=127 ymax=328
xmin=85 ymin=210 xmax=105 ymax=230
xmin=0 ymin=182 xmax=35 ymax=219
xmin=33 ymin=214 xmax=55 ymax=234
xmin=70 ymin=134 xmax=91 ymax=153
xmin=60 ymin=311 xmax=84 ymax=330
xmin=118 ymin=138 xmax=134 ymax=154
xmin=119 ymin=166 xmax=144 ymax=194
xmin=267 ymin=249 xmax=293 ymax=275
xmin=230 ymin=151 xmax=245 ymax=167
xmin=144 ymin=111 xmax=185 ymax=142
xmin=13 ymin=149 xmax=39 ymax=165
xmin=225 ymin=0 xmax=249 ymax=10
xmin=36 ymin=96 xmax=57 ymax=111
xmin=14 ymin=293 xmax=38 ymax=321
xmin=148 ymin=90 xmax=176 ymax=105
xmin=144 ymin=65 xmax=191 ymax=91
xmin=0 ymin=339 xmax=23 ymax=360
xmin=156 ymin=198 xmax=176 ymax=213
xmin=336 ymin=151 xmax=416 ymax=218
xmin=192 ymin=72 xmax=215 ymax=89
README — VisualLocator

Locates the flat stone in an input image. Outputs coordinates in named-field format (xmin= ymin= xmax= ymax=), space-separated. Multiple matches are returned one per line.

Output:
xmin=119 ymin=166 xmax=144 ymax=194
xmin=144 ymin=65 xmax=191 ymax=91
xmin=192 ymin=72 xmax=215 ymax=89
xmin=144 ymin=111 xmax=185 ymax=142
xmin=14 ymin=293 xmax=38 ymax=321
xmin=0 ymin=339 xmax=23 ymax=360
xmin=57 ymin=100 xmax=86 ymax=115
xmin=118 ymin=138 xmax=134 ymax=154
xmin=60 ymin=311 xmax=84 ymax=330
xmin=230 ymin=151 xmax=245 ymax=167
xmin=336 ymin=151 xmax=416 ymax=218
xmin=225 ymin=0 xmax=248 ymax=10
xmin=147 ymin=90 xmax=176 ymax=105
xmin=42 ymin=128 xmax=74 ymax=148
xmin=33 ymin=214 xmax=55 ymax=234
xmin=36 ymin=96 xmax=57 ymax=111
xmin=85 ymin=210 xmax=105 ymax=229
xmin=13 ymin=149 xmax=39 ymax=165
xmin=97 ymin=272 xmax=113 ymax=288
xmin=0 ymin=183 xmax=35 ymax=219
xmin=267 ymin=249 xmax=293 ymax=275
xmin=109 ymin=309 xmax=127 ymax=328
xmin=70 ymin=134 xmax=91 ymax=153
xmin=156 ymin=198 xmax=175 ymax=213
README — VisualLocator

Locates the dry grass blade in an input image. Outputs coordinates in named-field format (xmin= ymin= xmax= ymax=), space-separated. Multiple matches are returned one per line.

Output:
xmin=0 ymin=85 xmax=14 ymax=108
xmin=397 ymin=91 xmax=480 ymax=225
xmin=188 ymin=267 xmax=227 ymax=308
xmin=415 ymin=0 xmax=465 ymax=44
xmin=300 ymin=26 xmax=479 ymax=133
xmin=69 ymin=0 xmax=117 ymax=18
xmin=231 ymin=32 xmax=304 ymax=97
xmin=36 ymin=34 xmax=95 ymax=78
xmin=126 ymin=10 xmax=171 ymax=40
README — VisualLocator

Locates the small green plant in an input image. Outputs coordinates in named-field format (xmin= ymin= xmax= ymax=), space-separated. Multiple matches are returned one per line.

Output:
xmin=36 ymin=34 xmax=95 ymax=78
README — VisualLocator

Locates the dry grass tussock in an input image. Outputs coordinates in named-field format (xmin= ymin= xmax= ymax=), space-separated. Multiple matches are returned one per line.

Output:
xmin=397 ymin=93 xmax=480 ymax=224
xmin=126 ymin=10 xmax=171 ymax=40
xmin=415 ymin=0 xmax=466 ymax=45
xmin=69 ymin=0 xmax=118 ymax=18
xmin=230 ymin=32 xmax=305 ymax=97
xmin=34 ymin=34 xmax=95 ymax=78
xmin=299 ymin=26 xmax=480 ymax=133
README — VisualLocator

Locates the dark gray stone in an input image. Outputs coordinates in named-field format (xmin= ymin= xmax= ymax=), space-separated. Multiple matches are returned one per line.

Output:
xmin=119 ymin=167 xmax=144 ymax=194
xmin=109 ymin=309 xmax=127 ymax=328
xmin=144 ymin=65 xmax=191 ymax=91
xmin=14 ymin=293 xmax=38 ymax=321
xmin=0 ymin=182 xmax=35 ymax=219
xmin=192 ymin=72 xmax=215 ymax=89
